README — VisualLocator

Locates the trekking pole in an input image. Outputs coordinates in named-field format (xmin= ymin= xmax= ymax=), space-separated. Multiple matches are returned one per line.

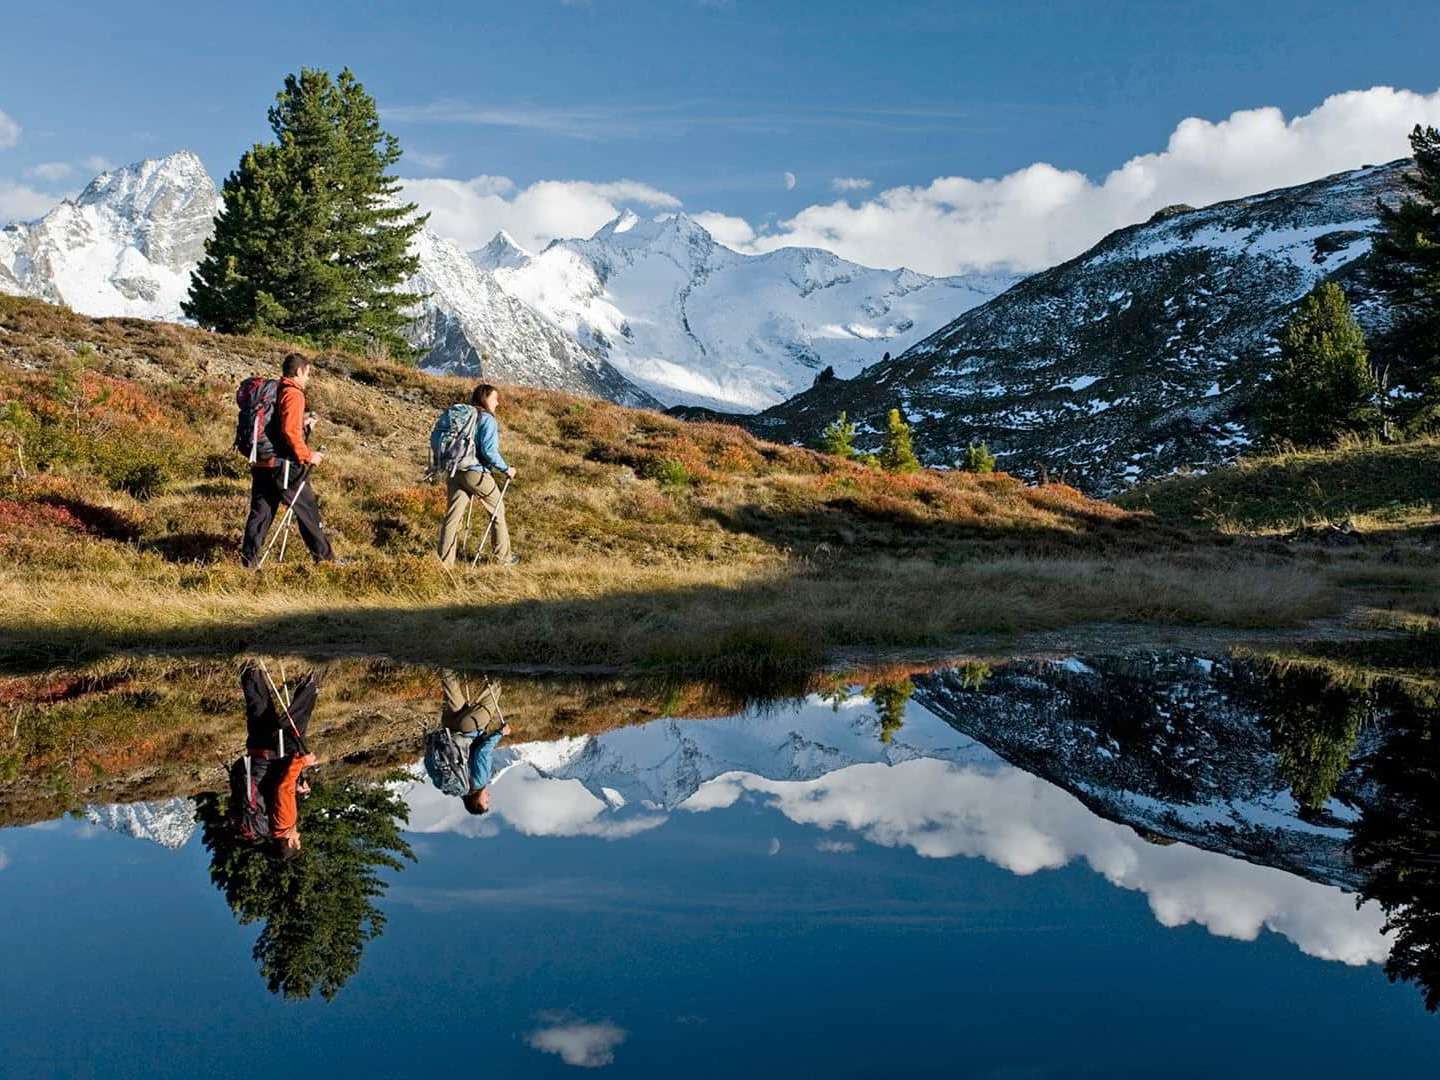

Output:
xmin=257 ymin=659 xmax=308 ymax=754
xmin=255 ymin=465 xmax=311 ymax=569
xmin=469 ymin=475 xmax=512 ymax=569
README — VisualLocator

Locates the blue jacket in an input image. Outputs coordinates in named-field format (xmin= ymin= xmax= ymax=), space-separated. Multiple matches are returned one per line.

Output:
xmin=468 ymin=729 xmax=504 ymax=791
xmin=473 ymin=411 xmax=509 ymax=473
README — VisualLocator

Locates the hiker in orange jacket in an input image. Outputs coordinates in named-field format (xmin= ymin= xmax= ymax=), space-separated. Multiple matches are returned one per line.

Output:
xmin=271 ymin=750 xmax=319 ymax=855
xmin=241 ymin=353 xmax=334 ymax=567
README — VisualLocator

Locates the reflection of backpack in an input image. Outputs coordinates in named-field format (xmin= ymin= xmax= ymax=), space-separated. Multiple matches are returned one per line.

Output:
xmin=429 ymin=404 xmax=479 ymax=478
xmin=424 ymin=728 xmax=469 ymax=797
xmin=227 ymin=754 xmax=273 ymax=842
xmin=235 ymin=378 xmax=280 ymax=463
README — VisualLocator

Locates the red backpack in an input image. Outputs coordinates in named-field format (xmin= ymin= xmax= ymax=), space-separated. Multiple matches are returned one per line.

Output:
xmin=234 ymin=378 xmax=280 ymax=463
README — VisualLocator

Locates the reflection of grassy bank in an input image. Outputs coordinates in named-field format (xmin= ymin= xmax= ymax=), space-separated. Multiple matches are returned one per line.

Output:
xmin=2 ymin=295 xmax=1434 ymax=669
xmin=0 ymin=652 xmax=906 ymax=828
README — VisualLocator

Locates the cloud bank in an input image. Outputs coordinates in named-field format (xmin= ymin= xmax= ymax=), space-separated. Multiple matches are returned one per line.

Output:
xmin=0 ymin=108 xmax=19 ymax=150
xmin=736 ymin=86 xmax=1440 ymax=274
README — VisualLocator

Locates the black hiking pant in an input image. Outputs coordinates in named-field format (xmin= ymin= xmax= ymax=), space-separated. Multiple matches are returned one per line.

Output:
xmin=241 ymin=664 xmax=319 ymax=754
xmin=241 ymin=465 xmax=333 ymax=566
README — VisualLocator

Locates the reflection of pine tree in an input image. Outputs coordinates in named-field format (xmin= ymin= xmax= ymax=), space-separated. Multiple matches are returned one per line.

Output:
xmin=197 ymin=775 xmax=414 ymax=1001
xmin=868 ymin=680 xmax=914 ymax=744
xmin=1350 ymin=687 xmax=1440 ymax=1012
xmin=1236 ymin=661 xmax=1370 ymax=813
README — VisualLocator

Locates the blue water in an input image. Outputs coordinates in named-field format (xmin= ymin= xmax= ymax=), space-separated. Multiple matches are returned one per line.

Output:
xmin=1 ymin=772 xmax=1435 ymax=1078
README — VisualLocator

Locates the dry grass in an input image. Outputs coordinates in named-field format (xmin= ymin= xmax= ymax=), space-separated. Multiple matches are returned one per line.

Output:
xmin=0 ymin=295 xmax=1425 ymax=669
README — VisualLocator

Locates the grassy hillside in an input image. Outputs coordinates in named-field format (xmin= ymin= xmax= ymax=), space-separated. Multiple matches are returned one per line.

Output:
xmin=0 ymin=296 xmax=1431 ymax=671
xmin=1118 ymin=436 xmax=1440 ymax=535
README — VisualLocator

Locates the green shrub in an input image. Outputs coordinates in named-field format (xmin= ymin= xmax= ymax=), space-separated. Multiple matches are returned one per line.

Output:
xmin=963 ymin=442 xmax=997 ymax=473
xmin=644 ymin=457 xmax=692 ymax=489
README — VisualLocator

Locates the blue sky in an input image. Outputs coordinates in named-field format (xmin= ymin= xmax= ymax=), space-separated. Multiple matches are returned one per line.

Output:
xmin=4 ymin=0 xmax=1440 ymax=272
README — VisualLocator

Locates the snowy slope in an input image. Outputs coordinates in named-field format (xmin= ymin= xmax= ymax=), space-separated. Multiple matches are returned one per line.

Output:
xmin=407 ymin=228 xmax=659 ymax=406
xmin=0 ymin=151 xmax=219 ymax=320
xmin=483 ymin=211 xmax=1019 ymax=411
xmin=0 ymin=153 xmax=657 ymax=407
xmin=751 ymin=162 xmax=1408 ymax=492
xmin=83 ymin=797 xmax=198 ymax=849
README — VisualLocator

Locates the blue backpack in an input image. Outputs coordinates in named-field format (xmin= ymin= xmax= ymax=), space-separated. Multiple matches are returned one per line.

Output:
xmin=424 ymin=728 xmax=470 ymax=797
xmin=429 ymin=404 xmax=479 ymax=479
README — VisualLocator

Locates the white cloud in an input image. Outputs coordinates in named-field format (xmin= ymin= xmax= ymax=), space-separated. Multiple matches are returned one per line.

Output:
xmin=0 ymin=181 xmax=57 ymax=224
xmin=831 ymin=176 xmax=872 ymax=192
xmin=0 ymin=109 xmax=19 ymax=150
xmin=81 ymin=155 xmax=114 ymax=174
xmin=403 ymin=173 xmax=680 ymax=253
xmin=527 ymin=1017 xmax=627 ymax=1068
xmin=783 ymin=170 xmax=797 ymax=190
xmin=726 ymin=86 xmax=1440 ymax=275
xmin=816 ymin=838 xmax=856 ymax=853
xmin=25 ymin=161 xmax=72 ymax=182
xmin=690 ymin=210 xmax=755 ymax=249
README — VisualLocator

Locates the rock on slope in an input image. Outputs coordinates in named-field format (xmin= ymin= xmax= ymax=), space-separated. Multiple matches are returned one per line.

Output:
xmin=0 ymin=153 xmax=656 ymax=406
xmin=483 ymin=210 xmax=1019 ymax=412
xmin=748 ymin=162 xmax=1408 ymax=493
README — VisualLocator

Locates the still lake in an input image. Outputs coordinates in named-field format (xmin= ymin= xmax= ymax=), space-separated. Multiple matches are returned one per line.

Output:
xmin=1 ymin=652 xmax=1436 ymax=1076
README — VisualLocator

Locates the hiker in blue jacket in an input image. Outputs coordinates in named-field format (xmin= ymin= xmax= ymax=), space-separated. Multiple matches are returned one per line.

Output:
xmin=433 ymin=383 xmax=517 ymax=567
xmin=426 ymin=670 xmax=511 ymax=814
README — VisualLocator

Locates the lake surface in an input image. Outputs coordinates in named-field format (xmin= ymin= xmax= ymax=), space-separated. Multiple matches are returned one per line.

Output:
xmin=2 ymin=651 xmax=1437 ymax=1076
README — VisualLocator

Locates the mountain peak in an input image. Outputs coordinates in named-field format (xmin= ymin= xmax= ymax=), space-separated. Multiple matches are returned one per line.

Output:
xmin=78 ymin=150 xmax=213 ymax=212
xmin=594 ymin=209 xmax=641 ymax=238
xmin=471 ymin=228 xmax=533 ymax=271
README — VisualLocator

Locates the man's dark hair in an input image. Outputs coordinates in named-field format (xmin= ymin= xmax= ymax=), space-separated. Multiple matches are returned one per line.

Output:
xmin=282 ymin=353 xmax=312 ymax=378
xmin=471 ymin=383 xmax=499 ymax=409
xmin=462 ymin=789 xmax=489 ymax=816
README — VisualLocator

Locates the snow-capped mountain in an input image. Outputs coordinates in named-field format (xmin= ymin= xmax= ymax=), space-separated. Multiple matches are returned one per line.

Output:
xmin=0 ymin=152 xmax=656 ymax=406
xmin=0 ymin=151 xmax=219 ymax=320
xmin=749 ymin=162 xmax=1408 ymax=492
xmin=83 ymin=797 xmax=198 ymax=849
xmin=406 ymin=228 xmax=659 ymax=407
xmin=481 ymin=211 xmax=1020 ymax=412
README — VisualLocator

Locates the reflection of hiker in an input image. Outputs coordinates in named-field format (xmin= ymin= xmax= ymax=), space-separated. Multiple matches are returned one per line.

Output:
xmin=424 ymin=670 xmax=510 ymax=815
xmin=230 ymin=662 xmax=321 ymax=856
xmin=431 ymin=383 xmax=517 ymax=567
xmin=238 ymin=353 xmax=333 ymax=568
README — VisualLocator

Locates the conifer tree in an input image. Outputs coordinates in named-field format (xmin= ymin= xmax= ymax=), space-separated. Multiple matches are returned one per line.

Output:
xmin=962 ymin=442 xmax=997 ymax=473
xmin=1373 ymin=125 xmax=1440 ymax=421
xmin=819 ymin=411 xmax=857 ymax=458
xmin=880 ymin=407 xmax=920 ymax=473
xmin=185 ymin=68 xmax=426 ymax=359
xmin=1260 ymin=282 xmax=1380 ymax=447
xmin=198 ymin=776 xmax=414 ymax=1001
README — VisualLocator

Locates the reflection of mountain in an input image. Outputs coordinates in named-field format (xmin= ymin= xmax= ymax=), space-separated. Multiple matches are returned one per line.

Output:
xmin=83 ymin=797 xmax=198 ymax=849
xmin=913 ymin=654 xmax=1369 ymax=889
xmin=398 ymin=688 xmax=1391 ymax=966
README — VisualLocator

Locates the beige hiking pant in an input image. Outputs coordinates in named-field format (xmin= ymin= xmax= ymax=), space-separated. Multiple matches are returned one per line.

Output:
xmin=439 ymin=669 xmax=503 ymax=735
xmin=437 ymin=469 xmax=510 ymax=566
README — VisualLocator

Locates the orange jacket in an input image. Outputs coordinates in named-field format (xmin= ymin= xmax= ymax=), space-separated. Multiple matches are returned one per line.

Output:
xmin=273 ymin=378 xmax=314 ymax=465
xmin=270 ymin=752 xmax=317 ymax=837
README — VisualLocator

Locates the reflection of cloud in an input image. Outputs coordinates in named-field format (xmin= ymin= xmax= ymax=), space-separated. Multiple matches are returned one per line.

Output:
xmin=816 ymin=839 xmax=856 ymax=854
xmin=398 ymin=764 xmax=665 ymax=840
xmin=527 ymin=1015 xmax=627 ymax=1068
xmin=0 ymin=848 xmax=9 ymax=870
xmin=711 ymin=760 xmax=1392 ymax=966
